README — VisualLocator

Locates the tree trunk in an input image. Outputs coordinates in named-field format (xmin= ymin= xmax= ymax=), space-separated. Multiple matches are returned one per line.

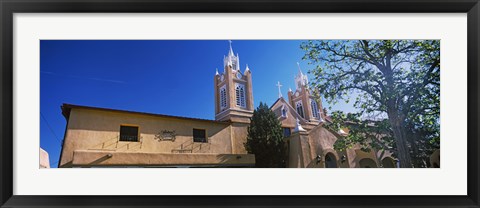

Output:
xmin=387 ymin=109 xmax=413 ymax=168
xmin=382 ymin=59 xmax=413 ymax=168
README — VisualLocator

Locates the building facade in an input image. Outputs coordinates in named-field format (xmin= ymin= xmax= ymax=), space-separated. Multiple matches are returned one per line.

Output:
xmin=40 ymin=148 xmax=50 ymax=168
xmin=58 ymin=41 xmax=397 ymax=168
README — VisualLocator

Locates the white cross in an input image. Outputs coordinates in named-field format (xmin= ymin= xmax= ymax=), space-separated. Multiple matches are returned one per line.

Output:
xmin=276 ymin=81 xmax=283 ymax=98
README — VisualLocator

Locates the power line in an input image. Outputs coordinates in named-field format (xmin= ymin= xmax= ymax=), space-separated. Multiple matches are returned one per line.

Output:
xmin=40 ymin=112 xmax=63 ymax=145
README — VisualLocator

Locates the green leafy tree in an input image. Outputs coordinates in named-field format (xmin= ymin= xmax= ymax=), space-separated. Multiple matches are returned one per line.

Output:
xmin=301 ymin=40 xmax=440 ymax=168
xmin=328 ymin=111 xmax=395 ymax=156
xmin=245 ymin=102 xmax=287 ymax=168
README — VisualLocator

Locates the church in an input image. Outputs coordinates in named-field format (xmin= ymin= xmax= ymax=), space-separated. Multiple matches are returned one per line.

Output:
xmin=58 ymin=41 xmax=400 ymax=168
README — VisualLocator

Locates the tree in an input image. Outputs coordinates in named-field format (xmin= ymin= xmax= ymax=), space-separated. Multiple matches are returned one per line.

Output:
xmin=245 ymin=102 xmax=287 ymax=168
xmin=301 ymin=40 xmax=440 ymax=168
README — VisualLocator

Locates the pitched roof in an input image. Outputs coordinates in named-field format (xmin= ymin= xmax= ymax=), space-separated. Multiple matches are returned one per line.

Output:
xmin=269 ymin=97 xmax=309 ymax=124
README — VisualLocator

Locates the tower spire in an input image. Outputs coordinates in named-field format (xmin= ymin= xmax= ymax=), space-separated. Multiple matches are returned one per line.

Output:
xmin=295 ymin=62 xmax=309 ymax=90
xmin=224 ymin=40 xmax=239 ymax=70
xmin=228 ymin=40 xmax=234 ymax=57
xmin=297 ymin=62 xmax=303 ymax=75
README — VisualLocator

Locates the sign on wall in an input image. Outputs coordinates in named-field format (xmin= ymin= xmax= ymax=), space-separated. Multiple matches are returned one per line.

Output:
xmin=154 ymin=130 xmax=176 ymax=142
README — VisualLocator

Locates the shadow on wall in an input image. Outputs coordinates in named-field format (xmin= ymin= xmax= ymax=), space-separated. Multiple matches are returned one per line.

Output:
xmin=215 ymin=154 xmax=253 ymax=167
xmin=88 ymin=154 xmax=112 ymax=166
xmin=88 ymin=135 xmax=144 ymax=152
xmin=88 ymin=132 xmax=217 ymax=154
xmin=171 ymin=139 xmax=211 ymax=153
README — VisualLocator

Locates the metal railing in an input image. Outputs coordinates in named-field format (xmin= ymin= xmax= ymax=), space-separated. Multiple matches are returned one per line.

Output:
xmin=119 ymin=135 xmax=139 ymax=142
xmin=90 ymin=134 xmax=143 ymax=152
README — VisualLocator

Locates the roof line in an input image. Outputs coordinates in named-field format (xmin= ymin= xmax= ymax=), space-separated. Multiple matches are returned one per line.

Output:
xmin=270 ymin=97 xmax=309 ymax=124
xmin=61 ymin=103 xmax=230 ymax=124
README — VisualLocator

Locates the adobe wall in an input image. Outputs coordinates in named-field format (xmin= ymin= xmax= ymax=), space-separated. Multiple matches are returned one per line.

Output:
xmin=59 ymin=108 xmax=235 ymax=167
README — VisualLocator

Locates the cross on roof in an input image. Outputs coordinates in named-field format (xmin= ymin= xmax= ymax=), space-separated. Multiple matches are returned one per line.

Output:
xmin=276 ymin=81 xmax=283 ymax=98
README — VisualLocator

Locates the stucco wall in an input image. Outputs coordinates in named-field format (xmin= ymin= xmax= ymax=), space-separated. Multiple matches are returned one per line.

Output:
xmin=40 ymin=148 xmax=50 ymax=168
xmin=230 ymin=123 xmax=249 ymax=154
xmin=60 ymin=108 xmax=238 ymax=167
xmin=308 ymin=125 xmax=339 ymax=152
xmin=271 ymin=98 xmax=306 ymax=128
xmin=286 ymin=123 xmax=395 ymax=168
xmin=273 ymin=105 xmax=297 ymax=129
xmin=71 ymin=150 xmax=255 ymax=167
xmin=271 ymin=98 xmax=318 ymax=131
xmin=304 ymin=126 xmax=342 ymax=168
xmin=286 ymin=133 xmax=304 ymax=168
xmin=430 ymin=149 xmax=440 ymax=168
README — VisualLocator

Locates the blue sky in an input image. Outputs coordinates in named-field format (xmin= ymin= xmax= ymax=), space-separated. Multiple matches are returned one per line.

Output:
xmin=40 ymin=40 xmax=355 ymax=168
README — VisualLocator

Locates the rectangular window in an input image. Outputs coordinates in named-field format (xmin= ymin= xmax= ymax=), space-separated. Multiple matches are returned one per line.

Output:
xmin=119 ymin=125 xmax=139 ymax=142
xmin=283 ymin=127 xmax=291 ymax=137
xmin=193 ymin=129 xmax=207 ymax=143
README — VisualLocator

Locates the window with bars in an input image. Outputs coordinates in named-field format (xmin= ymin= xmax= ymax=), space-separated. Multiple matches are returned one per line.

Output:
xmin=220 ymin=86 xmax=227 ymax=110
xmin=193 ymin=129 xmax=207 ymax=143
xmin=296 ymin=101 xmax=305 ymax=118
xmin=311 ymin=99 xmax=319 ymax=118
xmin=119 ymin=125 xmax=139 ymax=142
xmin=235 ymin=83 xmax=246 ymax=108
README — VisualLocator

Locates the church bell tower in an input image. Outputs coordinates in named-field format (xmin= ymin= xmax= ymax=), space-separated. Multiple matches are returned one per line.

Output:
xmin=288 ymin=63 xmax=324 ymax=123
xmin=214 ymin=41 xmax=254 ymax=123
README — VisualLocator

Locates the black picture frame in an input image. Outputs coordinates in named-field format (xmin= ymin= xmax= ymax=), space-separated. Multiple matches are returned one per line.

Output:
xmin=1 ymin=0 xmax=479 ymax=207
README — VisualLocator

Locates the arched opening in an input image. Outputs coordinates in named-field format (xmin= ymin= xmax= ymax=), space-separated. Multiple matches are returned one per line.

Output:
xmin=359 ymin=158 xmax=378 ymax=168
xmin=381 ymin=157 xmax=396 ymax=168
xmin=295 ymin=101 xmax=305 ymax=118
xmin=325 ymin=153 xmax=337 ymax=168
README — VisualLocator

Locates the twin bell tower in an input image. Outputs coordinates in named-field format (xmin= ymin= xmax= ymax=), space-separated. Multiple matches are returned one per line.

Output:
xmin=214 ymin=41 xmax=254 ymax=124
